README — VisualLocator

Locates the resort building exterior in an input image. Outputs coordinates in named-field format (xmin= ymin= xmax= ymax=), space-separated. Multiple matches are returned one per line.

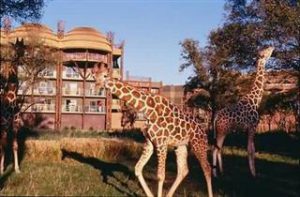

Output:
xmin=1 ymin=22 xmax=124 ymax=131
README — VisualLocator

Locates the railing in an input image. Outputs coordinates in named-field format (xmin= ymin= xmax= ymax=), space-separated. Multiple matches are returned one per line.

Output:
xmin=62 ymin=105 xmax=82 ymax=113
xmin=112 ymin=69 xmax=121 ymax=79
xmin=112 ymin=99 xmax=121 ymax=110
xmin=84 ymin=105 xmax=106 ymax=113
xmin=85 ymin=89 xmax=106 ymax=97
xmin=33 ymin=87 xmax=56 ymax=95
xmin=62 ymin=71 xmax=81 ymax=80
xmin=38 ymin=70 xmax=57 ymax=78
xmin=63 ymin=52 xmax=108 ymax=63
xmin=22 ymin=104 xmax=55 ymax=113
xmin=62 ymin=88 xmax=82 ymax=96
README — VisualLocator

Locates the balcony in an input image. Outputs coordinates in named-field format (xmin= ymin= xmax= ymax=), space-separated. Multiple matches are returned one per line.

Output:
xmin=22 ymin=104 xmax=55 ymax=113
xmin=63 ymin=52 xmax=108 ymax=63
xmin=38 ymin=70 xmax=57 ymax=78
xmin=112 ymin=99 xmax=121 ymax=110
xmin=62 ymin=71 xmax=81 ymax=80
xmin=84 ymin=105 xmax=106 ymax=114
xmin=62 ymin=105 xmax=82 ymax=113
xmin=33 ymin=87 xmax=56 ymax=95
xmin=112 ymin=69 xmax=121 ymax=79
xmin=62 ymin=88 xmax=82 ymax=96
xmin=85 ymin=89 xmax=106 ymax=97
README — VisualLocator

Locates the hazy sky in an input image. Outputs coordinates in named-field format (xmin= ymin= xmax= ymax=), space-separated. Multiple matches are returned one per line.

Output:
xmin=41 ymin=0 xmax=225 ymax=85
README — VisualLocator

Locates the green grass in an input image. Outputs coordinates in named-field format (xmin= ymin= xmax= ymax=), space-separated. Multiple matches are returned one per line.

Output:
xmin=1 ymin=131 xmax=299 ymax=197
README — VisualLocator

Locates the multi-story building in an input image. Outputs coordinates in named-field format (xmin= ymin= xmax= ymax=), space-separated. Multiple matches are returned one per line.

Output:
xmin=1 ymin=22 xmax=124 ymax=131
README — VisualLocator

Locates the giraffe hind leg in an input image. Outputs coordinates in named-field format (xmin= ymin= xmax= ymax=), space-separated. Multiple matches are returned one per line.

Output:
xmin=212 ymin=135 xmax=225 ymax=177
xmin=191 ymin=139 xmax=213 ymax=197
xmin=247 ymin=131 xmax=256 ymax=177
xmin=156 ymin=144 xmax=167 ymax=197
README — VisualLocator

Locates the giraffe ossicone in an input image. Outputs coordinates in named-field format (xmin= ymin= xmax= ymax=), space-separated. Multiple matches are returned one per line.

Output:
xmin=92 ymin=63 xmax=213 ymax=197
xmin=213 ymin=46 xmax=274 ymax=177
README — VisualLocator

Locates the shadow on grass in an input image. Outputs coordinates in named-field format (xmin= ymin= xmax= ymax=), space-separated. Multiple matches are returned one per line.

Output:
xmin=61 ymin=149 xmax=139 ymax=196
xmin=188 ymin=152 xmax=299 ymax=197
xmin=1 ymin=126 xmax=39 ymax=187
xmin=207 ymin=131 xmax=300 ymax=159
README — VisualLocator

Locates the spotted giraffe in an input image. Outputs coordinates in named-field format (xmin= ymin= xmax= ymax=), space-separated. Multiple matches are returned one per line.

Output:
xmin=212 ymin=46 xmax=274 ymax=177
xmin=92 ymin=63 xmax=213 ymax=197
xmin=0 ymin=38 xmax=25 ymax=174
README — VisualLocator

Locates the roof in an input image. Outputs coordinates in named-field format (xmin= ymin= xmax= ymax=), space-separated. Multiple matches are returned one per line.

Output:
xmin=0 ymin=23 xmax=123 ymax=55
xmin=62 ymin=27 xmax=111 ymax=51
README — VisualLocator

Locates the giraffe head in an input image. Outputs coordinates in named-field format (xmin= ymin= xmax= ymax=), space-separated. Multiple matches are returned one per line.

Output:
xmin=92 ymin=62 xmax=109 ymax=91
xmin=258 ymin=46 xmax=274 ymax=60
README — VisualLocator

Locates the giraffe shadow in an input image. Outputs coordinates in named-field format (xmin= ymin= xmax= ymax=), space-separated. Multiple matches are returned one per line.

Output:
xmin=61 ymin=149 xmax=139 ymax=196
xmin=210 ymin=154 xmax=299 ymax=197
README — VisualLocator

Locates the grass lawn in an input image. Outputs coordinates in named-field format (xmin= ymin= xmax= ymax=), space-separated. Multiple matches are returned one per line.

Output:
xmin=0 ymin=131 xmax=299 ymax=196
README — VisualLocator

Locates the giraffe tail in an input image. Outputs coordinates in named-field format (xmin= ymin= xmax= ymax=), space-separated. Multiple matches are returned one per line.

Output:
xmin=213 ymin=114 xmax=217 ymax=140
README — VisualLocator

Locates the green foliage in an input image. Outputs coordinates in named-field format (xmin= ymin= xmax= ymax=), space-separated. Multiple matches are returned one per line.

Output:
xmin=179 ymin=39 xmax=252 ymax=120
xmin=212 ymin=0 xmax=300 ymax=71
xmin=260 ymin=87 xmax=298 ymax=115
xmin=0 ymin=0 xmax=46 ymax=23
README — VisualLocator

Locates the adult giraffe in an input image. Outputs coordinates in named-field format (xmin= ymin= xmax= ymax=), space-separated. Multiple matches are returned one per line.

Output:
xmin=212 ymin=46 xmax=274 ymax=177
xmin=0 ymin=38 xmax=25 ymax=174
xmin=92 ymin=63 xmax=213 ymax=197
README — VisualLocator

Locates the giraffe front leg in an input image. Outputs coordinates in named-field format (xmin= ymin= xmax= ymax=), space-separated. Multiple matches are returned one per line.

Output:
xmin=156 ymin=144 xmax=167 ymax=197
xmin=166 ymin=145 xmax=188 ymax=197
xmin=247 ymin=132 xmax=256 ymax=177
xmin=0 ymin=130 xmax=8 ymax=174
xmin=135 ymin=139 xmax=154 ymax=197
xmin=12 ymin=119 xmax=20 ymax=173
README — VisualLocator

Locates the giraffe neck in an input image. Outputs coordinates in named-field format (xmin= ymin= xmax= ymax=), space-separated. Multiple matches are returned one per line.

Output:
xmin=105 ymin=79 xmax=155 ymax=116
xmin=245 ymin=58 xmax=266 ymax=107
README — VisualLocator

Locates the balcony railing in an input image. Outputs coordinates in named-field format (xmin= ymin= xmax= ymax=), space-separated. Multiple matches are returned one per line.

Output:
xmin=112 ymin=69 xmax=121 ymax=79
xmin=38 ymin=70 xmax=57 ymax=78
xmin=112 ymin=99 xmax=121 ymax=110
xmin=84 ymin=105 xmax=106 ymax=114
xmin=22 ymin=104 xmax=55 ymax=113
xmin=62 ymin=105 xmax=82 ymax=113
xmin=62 ymin=71 xmax=81 ymax=80
xmin=62 ymin=88 xmax=82 ymax=96
xmin=63 ymin=52 xmax=108 ymax=63
xmin=85 ymin=89 xmax=106 ymax=97
xmin=33 ymin=87 xmax=56 ymax=95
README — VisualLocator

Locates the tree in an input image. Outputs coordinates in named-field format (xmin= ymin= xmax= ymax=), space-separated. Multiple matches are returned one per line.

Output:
xmin=209 ymin=0 xmax=300 ymax=131
xmin=179 ymin=39 xmax=251 ymax=128
xmin=0 ymin=0 xmax=46 ymax=23
xmin=0 ymin=28 xmax=58 ymax=113
xmin=180 ymin=0 xmax=300 ymax=132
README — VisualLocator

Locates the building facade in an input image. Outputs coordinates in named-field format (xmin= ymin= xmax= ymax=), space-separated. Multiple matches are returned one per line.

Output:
xmin=1 ymin=22 xmax=124 ymax=131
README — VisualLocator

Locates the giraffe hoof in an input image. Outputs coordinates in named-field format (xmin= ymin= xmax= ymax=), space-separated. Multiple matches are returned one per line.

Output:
xmin=15 ymin=169 xmax=21 ymax=174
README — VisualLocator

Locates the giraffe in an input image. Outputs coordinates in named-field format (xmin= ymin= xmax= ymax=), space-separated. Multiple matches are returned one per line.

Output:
xmin=212 ymin=46 xmax=274 ymax=177
xmin=121 ymin=105 xmax=137 ymax=129
xmin=0 ymin=38 xmax=25 ymax=174
xmin=92 ymin=63 xmax=213 ymax=197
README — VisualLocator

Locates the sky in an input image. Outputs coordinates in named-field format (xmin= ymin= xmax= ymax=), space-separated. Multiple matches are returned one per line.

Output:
xmin=40 ymin=0 xmax=225 ymax=85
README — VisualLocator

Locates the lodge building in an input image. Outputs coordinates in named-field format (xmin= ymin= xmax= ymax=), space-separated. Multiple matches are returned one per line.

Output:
xmin=0 ymin=22 xmax=162 ymax=131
